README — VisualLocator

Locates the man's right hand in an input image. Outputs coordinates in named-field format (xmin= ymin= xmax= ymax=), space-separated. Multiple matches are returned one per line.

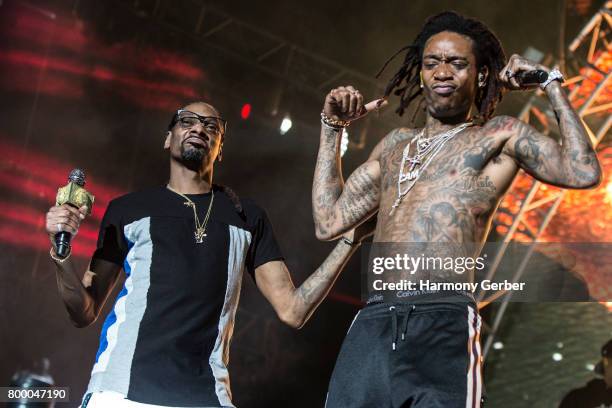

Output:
xmin=45 ymin=204 xmax=88 ymax=244
xmin=323 ymin=86 xmax=388 ymax=123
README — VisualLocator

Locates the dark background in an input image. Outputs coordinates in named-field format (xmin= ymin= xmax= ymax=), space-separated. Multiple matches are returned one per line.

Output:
xmin=1 ymin=0 xmax=611 ymax=407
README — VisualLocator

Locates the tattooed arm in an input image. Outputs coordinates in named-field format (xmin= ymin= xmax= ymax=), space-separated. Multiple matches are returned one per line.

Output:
xmin=312 ymin=86 xmax=387 ymax=240
xmin=255 ymin=222 xmax=374 ymax=329
xmin=499 ymin=84 xmax=601 ymax=188
xmin=312 ymin=125 xmax=382 ymax=240
xmin=497 ymin=56 xmax=601 ymax=189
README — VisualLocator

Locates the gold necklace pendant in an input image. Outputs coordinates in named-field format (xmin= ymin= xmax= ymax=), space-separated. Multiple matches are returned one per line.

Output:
xmin=194 ymin=227 xmax=207 ymax=244
xmin=166 ymin=185 xmax=215 ymax=245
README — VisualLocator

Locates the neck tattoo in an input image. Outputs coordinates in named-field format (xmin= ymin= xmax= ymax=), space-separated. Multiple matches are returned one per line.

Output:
xmin=389 ymin=122 xmax=472 ymax=215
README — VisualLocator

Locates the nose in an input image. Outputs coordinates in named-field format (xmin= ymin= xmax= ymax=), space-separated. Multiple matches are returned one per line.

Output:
xmin=433 ymin=64 xmax=453 ymax=81
xmin=189 ymin=122 xmax=208 ymax=138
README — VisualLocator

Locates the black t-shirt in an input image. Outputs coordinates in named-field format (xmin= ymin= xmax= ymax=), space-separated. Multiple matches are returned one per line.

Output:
xmin=85 ymin=186 xmax=283 ymax=407
xmin=559 ymin=379 xmax=612 ymax=408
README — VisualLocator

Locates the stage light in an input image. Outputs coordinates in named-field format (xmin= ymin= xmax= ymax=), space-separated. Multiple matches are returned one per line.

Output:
xmin=340 ymin=130 xmax=349 ymax=157
xmin=493 ymin=341 xmax=504 ymax=350
xmin=241 ymin=103 xmax=251 ymax=120
xmin=552 ymin=352 xmax=563 ymax=362
xmin=280 ymin=116 xmax=292 ymax=135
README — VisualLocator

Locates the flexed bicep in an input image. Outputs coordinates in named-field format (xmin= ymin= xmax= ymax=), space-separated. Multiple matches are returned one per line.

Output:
xmin=501 ymin=116 xmax=599 ymax=189
xmin=502 ymin=119 xmax=564 ymax=184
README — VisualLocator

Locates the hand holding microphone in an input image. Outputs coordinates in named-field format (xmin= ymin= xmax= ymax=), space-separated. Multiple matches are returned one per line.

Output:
xmin=45 ymin=169 xmax=95 ymax=260
xmin=499 ymin=54 xmax=563 ymax=90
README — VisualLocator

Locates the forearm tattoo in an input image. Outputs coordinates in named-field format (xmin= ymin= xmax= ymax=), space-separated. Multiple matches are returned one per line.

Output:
xmin=312 ymin=125 xmax=380 ymax=237
xmin=294 ymin=240 xmax=353 ymax=322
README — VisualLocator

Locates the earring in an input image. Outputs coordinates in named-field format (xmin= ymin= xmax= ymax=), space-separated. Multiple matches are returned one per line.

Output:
xmin=419 ymin=72 xmax=424 ymax=88
xmin=478 ymin=73 xmax=485 ymax=87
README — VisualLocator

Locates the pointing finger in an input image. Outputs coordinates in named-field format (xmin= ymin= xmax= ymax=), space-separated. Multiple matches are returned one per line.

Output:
xmin=363 ymin=98 xmax=389 ymax=113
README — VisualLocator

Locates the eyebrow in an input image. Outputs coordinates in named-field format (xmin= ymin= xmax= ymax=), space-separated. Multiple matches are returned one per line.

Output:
xmin=422 ymin=54 xmax=469 ymax=61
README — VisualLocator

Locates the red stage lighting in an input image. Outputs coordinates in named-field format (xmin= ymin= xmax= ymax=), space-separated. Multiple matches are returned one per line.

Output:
xmin=240 ymin=103 xmax=251 ymax=120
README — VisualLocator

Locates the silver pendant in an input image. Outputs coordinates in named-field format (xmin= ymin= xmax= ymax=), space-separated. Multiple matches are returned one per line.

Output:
xmin=407 ymin=157 xmax=421 ymax=171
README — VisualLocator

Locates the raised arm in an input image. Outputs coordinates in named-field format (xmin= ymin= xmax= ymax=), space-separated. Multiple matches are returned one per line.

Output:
xmin=312 ymin=86 xmax=387 ymax=240
xmin=46 ymin=204 xmax=122 ymax=327
xmin=254 ymin=221 xmax=374 ymax=329
xmin=498 ymin=55 xmax=601 ymax=189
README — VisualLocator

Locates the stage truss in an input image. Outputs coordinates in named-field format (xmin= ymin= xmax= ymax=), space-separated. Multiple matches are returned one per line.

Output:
xmin=478 ymin=1 xmax=612 ymax=359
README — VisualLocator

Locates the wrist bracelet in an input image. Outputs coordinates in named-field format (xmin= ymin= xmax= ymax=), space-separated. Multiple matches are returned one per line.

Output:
xmin=321 ymin=112 xmax=351 ymax=129
xmin=50 ymin=246 xmax=71 ymax=263
xmin=320 ymin=120 xmax=344 ymax=132
xmin=340 ymin=236 xmax=359 ymax=247
xmin=540 ymin=68 xmax=564 ymax=90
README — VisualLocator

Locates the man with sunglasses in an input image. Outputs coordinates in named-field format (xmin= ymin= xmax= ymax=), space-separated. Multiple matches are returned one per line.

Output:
xmin=45 ymin=102 xmax=371 ymax=407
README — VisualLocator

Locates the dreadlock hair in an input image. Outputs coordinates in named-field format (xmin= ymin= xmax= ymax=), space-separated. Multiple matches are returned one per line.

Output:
xmin=378 ymin=11 xmax=506 ymax=122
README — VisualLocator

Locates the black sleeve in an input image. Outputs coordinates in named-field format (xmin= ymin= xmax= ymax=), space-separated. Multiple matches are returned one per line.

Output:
xmin=245 ymin=208 xmax=284 ymax=279
xmin=557 ymin=389 xmax=583 ymax=408
xmin=92 ymin=200 xmax=128 ymax=267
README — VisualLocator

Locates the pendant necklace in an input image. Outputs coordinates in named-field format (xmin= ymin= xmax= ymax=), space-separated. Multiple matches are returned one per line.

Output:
xmin=390 ymin=122 xmax=472 ymax=215
xmin=167 ymin=185 xmax=215 ymax=243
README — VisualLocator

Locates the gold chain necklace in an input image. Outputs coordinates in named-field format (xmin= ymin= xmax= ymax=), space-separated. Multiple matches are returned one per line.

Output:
xmin=166 ymin=185 xmax=215 ymax=243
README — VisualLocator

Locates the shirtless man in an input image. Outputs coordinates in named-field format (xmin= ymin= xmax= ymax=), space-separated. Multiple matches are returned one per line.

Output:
xmin=312 ymin=11 xmax=601 ymax=408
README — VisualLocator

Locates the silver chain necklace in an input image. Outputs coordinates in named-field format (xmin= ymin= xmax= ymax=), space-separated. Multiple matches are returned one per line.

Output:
xmin=390 ymin=122 xmax=472 ymax=215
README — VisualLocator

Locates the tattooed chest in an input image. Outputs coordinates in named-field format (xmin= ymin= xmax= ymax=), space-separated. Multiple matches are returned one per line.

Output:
xmin=376 ymin=136 xmax=503 ymax=243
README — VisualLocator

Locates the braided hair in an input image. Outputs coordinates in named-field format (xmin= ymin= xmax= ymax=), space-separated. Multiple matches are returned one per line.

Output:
xmin=379 ymin=11 xmax=506 ymax=122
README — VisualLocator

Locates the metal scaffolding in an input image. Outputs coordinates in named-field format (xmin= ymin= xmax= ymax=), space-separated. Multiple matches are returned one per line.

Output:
xmin=478 ymin=1 xmax=612 ymax=359
xmin=97 ymin=0 xmax=402 ymax=133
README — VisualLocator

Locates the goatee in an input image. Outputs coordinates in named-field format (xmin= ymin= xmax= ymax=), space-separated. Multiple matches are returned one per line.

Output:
xmin=180 ymin=146 xmax=205 ymax=171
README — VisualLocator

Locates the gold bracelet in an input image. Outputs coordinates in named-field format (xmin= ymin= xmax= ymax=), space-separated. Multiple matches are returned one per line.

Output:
xmin=50 ymin=246 xmax=71 ymax=263
xmin=321 ymin=112 xmax=351 ymax=128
